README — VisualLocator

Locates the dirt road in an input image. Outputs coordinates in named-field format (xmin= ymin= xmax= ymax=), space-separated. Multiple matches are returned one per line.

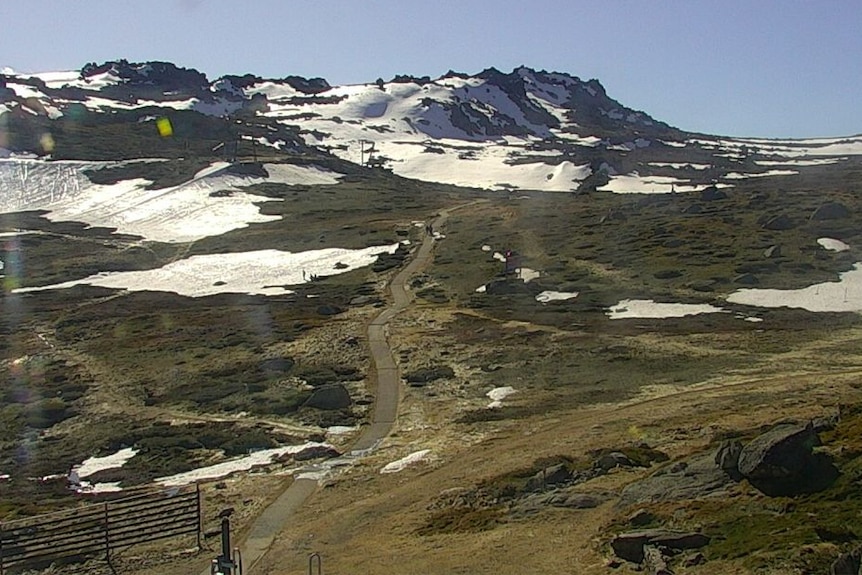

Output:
xmin=198 ymin=207 xmax=459 ymax=574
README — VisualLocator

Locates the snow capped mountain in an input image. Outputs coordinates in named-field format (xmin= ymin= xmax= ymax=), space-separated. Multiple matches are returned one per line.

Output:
xmin=2 ymin=60 xmax=862 ymax=194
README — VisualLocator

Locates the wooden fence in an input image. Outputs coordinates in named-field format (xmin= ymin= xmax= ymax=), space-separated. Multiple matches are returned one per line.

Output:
xmin=0 ymin=485 xmax=201 ymax=574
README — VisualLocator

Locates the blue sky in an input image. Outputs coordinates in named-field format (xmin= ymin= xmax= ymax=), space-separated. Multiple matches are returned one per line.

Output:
xmin=2 ymin=0 xmax=860 ymax=138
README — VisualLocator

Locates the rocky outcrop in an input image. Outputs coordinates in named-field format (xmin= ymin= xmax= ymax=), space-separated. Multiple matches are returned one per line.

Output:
xmin=611 ymin=530 xmax=710 ymax=563
xmin=619 ymin=452 xmax=735 ymax=507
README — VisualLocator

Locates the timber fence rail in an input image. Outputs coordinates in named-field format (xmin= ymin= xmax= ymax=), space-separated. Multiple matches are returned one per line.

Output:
xmin=0 ymin=484 xmax=201 ymax=574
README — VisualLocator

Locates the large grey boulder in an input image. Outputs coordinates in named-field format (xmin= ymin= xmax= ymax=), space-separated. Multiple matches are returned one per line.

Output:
xmin=737 ymin=423 xmax=819 ymax=479
xmin=304 ymin=384 xmax=352 ymax=410
xmin=737 ymin=422 xmax=837 ymax=495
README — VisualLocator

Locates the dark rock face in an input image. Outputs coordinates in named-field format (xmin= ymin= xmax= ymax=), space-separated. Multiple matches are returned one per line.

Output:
xmin=737 ymin=424 xmax=819 ymax=479
xmin=611 ymin=530 xmax=710 ymax=563
xmin=304 ymin=384 xmax=352 ymax=410
xmin=811 ymin=201 xmax=851 ymax=221
xmin=737 ymin=423 xmax=838 ymax=495
xmin=829 ymin=543 xmax=862 ymax=574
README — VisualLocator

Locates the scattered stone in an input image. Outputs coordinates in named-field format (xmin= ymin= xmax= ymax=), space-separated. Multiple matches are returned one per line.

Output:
xmin=304 ymin=384 xmax=352 ymax=410
xmin=611 ymin=530 xmax=710 ymax=563
xmin=333 ymin=261 xmax=349 ymax=269
xmin=811 ymin=201 xmax=851 ymax=221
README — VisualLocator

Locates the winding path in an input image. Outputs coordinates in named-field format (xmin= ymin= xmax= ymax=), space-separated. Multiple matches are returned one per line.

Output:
xmin=201 ymin=206 xmax=461 ymax=574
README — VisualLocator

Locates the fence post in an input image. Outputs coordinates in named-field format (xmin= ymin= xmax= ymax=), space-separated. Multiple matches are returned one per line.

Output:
xmin=196 ymin=484 xmax=202 ymax=550
xmin=104 ymin=502 xmax=110 ymax=562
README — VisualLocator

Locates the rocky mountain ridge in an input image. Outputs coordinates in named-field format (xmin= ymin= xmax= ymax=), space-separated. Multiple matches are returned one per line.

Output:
xmin=3 ymin=59 xmax=862 ymax=194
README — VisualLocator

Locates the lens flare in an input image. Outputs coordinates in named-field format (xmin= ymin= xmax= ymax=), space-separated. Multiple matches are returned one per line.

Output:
xmin=156 ymin=117 xmax=173 ymax=137
xmin=39 ymin=133 xmax=55 ymax=153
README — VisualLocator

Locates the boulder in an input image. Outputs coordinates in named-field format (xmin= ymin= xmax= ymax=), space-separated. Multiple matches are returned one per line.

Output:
xmin=737 ymin=423 xmax=819 ymax=480
xmin=811 ymin=201 xmax=851 ymax=221
xmin=611 ymin=530 xmax=710 ymax=563
xmin=526 ymin=463 xmax=573 ymax=490
xmin=304 ymin=384 xmax=352 ymax=410
xmin=404 ymin=365 xmax=455 ymax=386
xmin=762 ymin=214 xmax=795 ymax=230
xmin=596 ymin=451 xmax=634 ymax=471
xmin=700 ymin=186 xmax=728 ymax=201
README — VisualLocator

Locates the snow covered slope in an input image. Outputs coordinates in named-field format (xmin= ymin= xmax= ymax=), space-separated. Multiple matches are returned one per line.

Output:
xmin=3 ymin=60 xmax=862 ymax=194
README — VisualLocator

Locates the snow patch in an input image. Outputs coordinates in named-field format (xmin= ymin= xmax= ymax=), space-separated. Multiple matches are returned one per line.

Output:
xmin=157 ymin=442 xmax=333 ymax=486
xmin=818 ymin=238 xmax=850 ymax=252
xmin=15 ymin=244 xmax=399 ymax=297
xmin=727 ymin=262 xmax=862 ymax=313
xmin=380 ymin=450 xmax=431 ymax=474
xmin=536 ymin=290 xmax=578 ymax=303
xmin=486 ymin=386 xmax=516 ymax=408
xmin=607 ymin=299 xmax=727 ymax=319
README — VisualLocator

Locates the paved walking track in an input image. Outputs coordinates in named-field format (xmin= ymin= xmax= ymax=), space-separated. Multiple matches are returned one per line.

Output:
xmin=199 ymin=206 xmax=463 ymax=574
